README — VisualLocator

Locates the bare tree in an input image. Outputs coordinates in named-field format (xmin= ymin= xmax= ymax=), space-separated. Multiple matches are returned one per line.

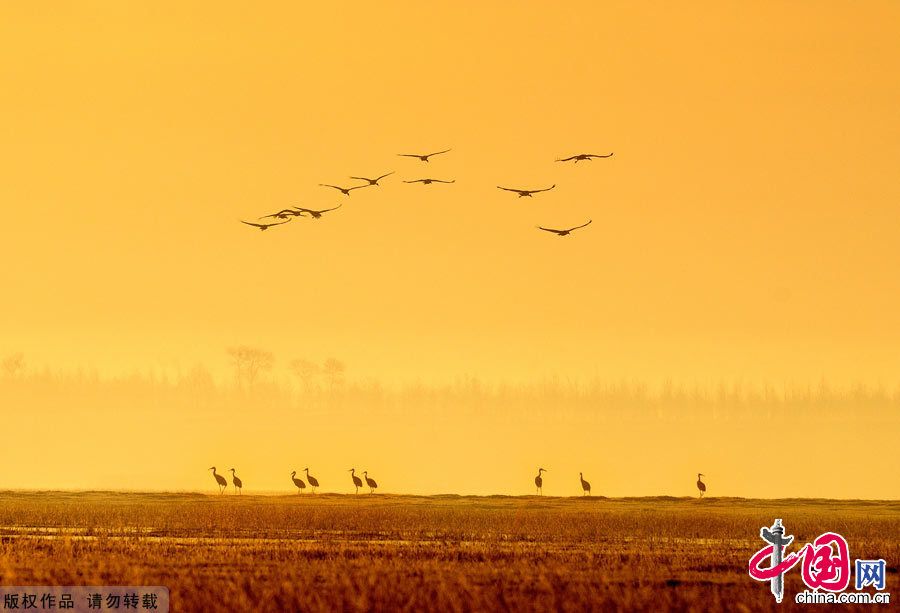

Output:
xmin=1 ymin=352 xmax=25 ymax=379
xmin=226 ymin=346 xmax=274 ymax=389
xmin=322 ymin=357 xmax=346 ymax=391
xmin=290 ymin=358 xmax=320 ymax=393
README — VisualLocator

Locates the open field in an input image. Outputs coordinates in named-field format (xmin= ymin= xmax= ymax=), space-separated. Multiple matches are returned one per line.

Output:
xmin=0 ymin=492 xmax=896 ymax=612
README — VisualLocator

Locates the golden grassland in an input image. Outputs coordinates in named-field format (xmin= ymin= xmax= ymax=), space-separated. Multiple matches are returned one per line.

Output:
xmin=0 ymin=492 xmax=896 ymax=612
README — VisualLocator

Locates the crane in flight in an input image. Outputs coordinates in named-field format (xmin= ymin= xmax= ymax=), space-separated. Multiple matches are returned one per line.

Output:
xmin=291 ymin=471 xmax=306 ymax=494
xmin=292 ymin=204 xmax=342 ymax=219
xmin=230 ymin=468 xmax=243 ymax=494
xmin=537 ymin=220 xmax=592 ymax=236
xmin=697 ymin=473 xmax=706 ymax=498
xmin=497 ymin=184 xmax=555 ymax=198
xmin=240 ymin=220 xmax=290 ymax=231
xmin=209 ymin=467 xmax=227 ymax=494
xmin=534 ymin=468 xmax=546 ymax=495
xmin=259 ymin=209 xmax=304 ymax=220
xmin=397 ymin=149 xmax=451 ymax=162
xmin=403 ymin=178 xmax=455 ymax=185
xmin=363 ymin=471 xmax=378 ymax=494
xmin=580 ymin=472 xmax=591 ymax=496
xmin=304 ymin=468 xmax=319 ymax=493
xmin=556 ymin=153 xmax=614 ymax=163
xmin=319 ymin=183 xmax=370 ymax=196
xmin=349 ymin=468 xmax=363 ymax=494
xmin=350 ymin=171 xmax=394 ymax=185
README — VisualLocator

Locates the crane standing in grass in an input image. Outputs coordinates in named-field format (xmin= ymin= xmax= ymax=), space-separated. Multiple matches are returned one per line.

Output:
xmin=697 ymin=473 xmax=706 ymax=497
xmin=209 ymin=467 xmax=227 ymax=494
xmin=291 ymin=471 xmax=306 ymax=494
xmin=580 ymin=472 xmax=591 ymax=496
xmin=535 ymin=468 xmax=546 ymax=495
xmin=304 ymin=468 xmax=319 ymax=493
xmin=349 ymin=468 xmax=363 ymax=494
xmin=363 ymin=471 xmax=378 ymax=494
xmin=230 ymin=468 xmax=243 ymax=494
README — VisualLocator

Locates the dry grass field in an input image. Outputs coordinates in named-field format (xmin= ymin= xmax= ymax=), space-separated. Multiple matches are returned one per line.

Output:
xmin=0 ymin=492 xmax=896 ymax=612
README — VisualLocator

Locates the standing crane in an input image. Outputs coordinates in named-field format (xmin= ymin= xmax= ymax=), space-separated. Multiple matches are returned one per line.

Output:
xmin=230 ymin=468 xmax=243 ymax=494
xmin=209 ymin=467 xmax=227 ymax=494
xmin=534 ymin=468 xmax=546 ymax=495
xmin=363 ymin=471 xmax=378 ymax=494
xmin=697 ymin=473 xmax=706 ymax=498
xmin=349 ymin=468 xmax=363 ymax=494
xmin=580 ymin=472 xmax=591 ymax=496
xmin=291 ymin=471 xmax=306 ymax=494
xmin=304 ymin=468 xmax=319 ymax=493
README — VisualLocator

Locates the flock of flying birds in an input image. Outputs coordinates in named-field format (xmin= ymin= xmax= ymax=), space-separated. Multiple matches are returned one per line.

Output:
xmin=240 ymin=149 xmax=613 ymax=235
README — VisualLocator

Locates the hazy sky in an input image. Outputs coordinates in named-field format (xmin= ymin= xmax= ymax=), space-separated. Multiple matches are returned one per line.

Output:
xmin=2 ymin=1 xmax=900 ymax=386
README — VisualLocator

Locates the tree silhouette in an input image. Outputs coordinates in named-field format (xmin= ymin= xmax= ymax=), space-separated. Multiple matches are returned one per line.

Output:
xmin=226 ymin=346 xmax=274 ymax=389
xmin=322 ymin=358 xmax=346 ymax=391
xmin=290 ymin=359 xmax=320 ymax=393
xmin=1 ymin=352 xmax=25 ymax=379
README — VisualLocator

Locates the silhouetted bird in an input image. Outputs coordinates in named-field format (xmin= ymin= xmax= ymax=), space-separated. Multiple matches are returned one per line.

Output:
xmin=497 ymin=184 xmax=555 ymax=197
xmin=350 ymin=171 xmax=394 ymax=185
xmin=537 ymin=220 xmax=592 ymax=236
xmin=230 ymin=468 xmax=243 ymax=494
xmin=535 ymin=468 xmax=546 ymax=495
xmin=304 ymin=468 xmax=319 ymax=493
xmin=349 ymin=468 xmax=363 ymax=494
xmin=291 ymin=471 xmax=306 ymax=494
xmin=363 ymin=471 xmax=378 ymax=494
xmin=556 ymin=153 xmax=614 ymax=163
xmin=403 ymin=178 xmax=455 ymax=185
xmin=259 ymin=209 xmax=303 ymax=220
xmin=319 ymin=183 xmax=370 ymax=196
xmin=241 ymin=220 xmax=290 ymax=231
xmin=292 ymin=204 xmax=342 ymax=219
xmin=397 ymin=149 xmax=451 ymax=162
xmin=580 ymin=472 xmax=591 ymax=496
xmin=697 ymin=473 xmax=706 ymax=498
xmin=209 ymin=467 xmax=227 ymax=494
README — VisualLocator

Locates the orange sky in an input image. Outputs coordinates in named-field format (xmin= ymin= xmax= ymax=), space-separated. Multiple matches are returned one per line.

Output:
xmin=0 ymin=3 xmax=899 ymax=495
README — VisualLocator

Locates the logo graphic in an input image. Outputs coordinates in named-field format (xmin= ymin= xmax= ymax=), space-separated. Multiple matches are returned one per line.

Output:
xmin=748 ymin=519 xmax=891 ymax=605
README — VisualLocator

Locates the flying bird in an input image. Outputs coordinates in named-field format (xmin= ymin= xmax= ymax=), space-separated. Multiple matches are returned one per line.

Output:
xmin=350 ymin=171 xmax=394 ymax=186
xmin=580 ymin=472 xmax=591 ymax=496
xmin=534 ymin=468 xmax=546 ymax=495
xmin=537 ymin=220 xmax=592 ymax=236
xmin=292 ymin=204 xmax=342 ymax=219
xmin=363 ymin=471 xmax=378 ymax=494
xmin=240 ymin=220 xmax=290 ymax=231
xmin=304 ymin=468 xmax=319 ymax=493
xmin=697 ymin=473 xmax=706 ymax=498
xmin=556 ymin=153 xmax=614 ymax=163
xmin=291 ymin=471 xmax=306 ymax=494
xmin=259 ymin=209 xmax=304 ymax=220
xmin=319 ymin=183 xmax=370 ymax=196
xmin=349 ymin=468 xmax=363 ymax=494
xmin=229 ymin=468 xmax=243 ymax=495
xmin=209 ymin=467 xmax=227 ymax=494
xmin=397 ymin=149 xmax=451 ymax=162
xmin=497 ymin=184 xmax=555 ymax=197
xmin=403 ymin=178 xmax=455 ymax=185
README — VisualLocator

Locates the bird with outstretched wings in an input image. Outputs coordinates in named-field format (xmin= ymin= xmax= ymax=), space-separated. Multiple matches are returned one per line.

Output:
xmin=397 ymin=149 xmax=451 ymax=162
xmin=556 ymin=153 xmax=614 ymax=162
xmin=497 ymin=184 xmax=555 ymax=197
xmin=241 ymin=220 xmax=290 ymax=231
xmin=537 ymin=220 xmax=592 ymax=236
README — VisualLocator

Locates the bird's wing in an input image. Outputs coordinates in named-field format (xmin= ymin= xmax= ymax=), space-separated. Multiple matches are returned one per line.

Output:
xmin=567 ymin=219 xmax=593 ymax=231
xmin=316 ymin=204 xmax=343 ymax=214
xmin=348 ymin=176 xmax=371 ymax=182
xmin=267 ymin=220 xmax=290 ymax=227
xmin=556 ymin=155 xmax=578 ymax=162
xmin=258 ymin=213 xmax=280 ymax=220
xmin=319 ymin=184 xmax=342 ymax=191
xmin=435 ymin=179 xmax=455 ymax=183
xmin=375 ymin=171 xmax=395 ymax=180
xmin=532 ymin=184 xmax=556 ymax=193
xmin=496 ymin=186 xmax=519 ymax=192
xmin=241 ymin=220 xmax=264 ymax=228
xmin=397 ymin=153 xmax=421 ymax=158
xmin=404 ymin=179 xmax=424 ymax=183
xmin=587 ymin=153 xmax=614 ymax=158
xmin=347 ymin=184 xmax=370 ymax=191
xmin=537 ymin=226 xmax=564 ymax=234
xmin=427 ymin=149 xmax=451 ymax=157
